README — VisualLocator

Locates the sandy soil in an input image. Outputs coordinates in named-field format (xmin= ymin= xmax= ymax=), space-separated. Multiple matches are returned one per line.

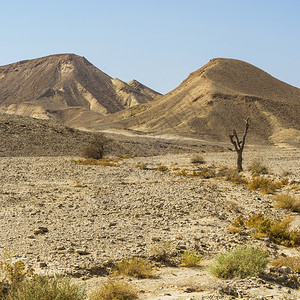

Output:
xmin=0 ymin=144 xmax=299 ymax=299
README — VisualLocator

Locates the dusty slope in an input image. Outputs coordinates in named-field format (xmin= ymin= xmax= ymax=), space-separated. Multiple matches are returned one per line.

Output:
xmin=0 ymin=113 xmax=221 ymax=157
xmin=91 ymin=58 xmax=300 ymax=146
xmin=0 ymin=54 xmax=160 ymax=126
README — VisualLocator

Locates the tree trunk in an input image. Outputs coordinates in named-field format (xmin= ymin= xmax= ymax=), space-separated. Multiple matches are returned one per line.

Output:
xmin=237 ymin=151 xmax=243 ymax=172
xmin=229 ymin=117 xmax=249 ymax=173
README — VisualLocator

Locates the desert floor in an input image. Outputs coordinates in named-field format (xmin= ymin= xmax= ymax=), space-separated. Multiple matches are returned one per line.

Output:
xmin=0 ymin=143 xmax=299 ymax=299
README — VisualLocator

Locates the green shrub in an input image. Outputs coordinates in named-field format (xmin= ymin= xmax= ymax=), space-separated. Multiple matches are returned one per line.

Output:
xmin=90 ymin=280 xmax=138 ymax=300
xmin=114 ymin=257 xmax=153 ymax=279
xmin=210 ymin=246 xmax=269 ymax=279
xmin=10 ymin=275 xmax=86 ymax=300
xmin=273 ymin=194 xmax=300 ymax=213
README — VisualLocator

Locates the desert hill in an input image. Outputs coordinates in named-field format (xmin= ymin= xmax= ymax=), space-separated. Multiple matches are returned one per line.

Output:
xmin=0 ymin=54 xmax=161 ymax=127
xmin=91 ymin=58 xmax=300 ymax=146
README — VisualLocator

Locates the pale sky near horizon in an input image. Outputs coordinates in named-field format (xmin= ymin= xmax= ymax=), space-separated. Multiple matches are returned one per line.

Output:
xmin=1 ymin=0 xmax=299 ymax=94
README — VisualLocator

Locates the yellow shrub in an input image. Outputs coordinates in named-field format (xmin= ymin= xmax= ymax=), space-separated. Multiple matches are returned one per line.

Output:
xmin=114 ymin=257 xmax=153 ymax=279
xmin=90 ymin=280 xmax=138 ymax=300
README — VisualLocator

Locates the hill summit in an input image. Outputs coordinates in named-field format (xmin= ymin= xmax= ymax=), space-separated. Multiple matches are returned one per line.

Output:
xmin=0 ymin=54 xmax=161 ymax=127
xmin=92 ymin=58 xmax=300 ymax=145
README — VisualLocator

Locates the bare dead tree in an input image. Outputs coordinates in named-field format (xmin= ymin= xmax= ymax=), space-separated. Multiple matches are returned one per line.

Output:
xmin=229 ymin=117 xmax=250 ymax=172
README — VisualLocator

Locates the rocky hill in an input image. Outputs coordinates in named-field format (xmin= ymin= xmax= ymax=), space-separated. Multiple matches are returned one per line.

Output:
xmin=0 ymin=54 xmax=161 ymax=127
xmin=91 ymin=58 xmax=300 ymax=146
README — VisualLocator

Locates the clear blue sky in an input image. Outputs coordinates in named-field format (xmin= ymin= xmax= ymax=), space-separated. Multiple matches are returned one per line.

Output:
xmin=1 ymin=0 xmax=299 ymax=94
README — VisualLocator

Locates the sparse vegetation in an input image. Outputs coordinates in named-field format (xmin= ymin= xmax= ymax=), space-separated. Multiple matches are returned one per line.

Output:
xmin=114 ymin=257 xmax=153 ymax=279
xmin=90 ymin=280 xmax=138 ymax=300
xmin=210 ymin=245 xmax=269 ymax=279
xmin=11 ymin=275 xmax=86 ymax=300
xmin=179 ymin=251 xmax=201 ymax=267
xmin=248 ymin=160 xmax=269 ymax=174
xmin=230 ymin=175 xmax=248 ymax=185
xmin=150 ymin=242 xmax=177 ymax=265
xmin=247 ymin=176 xmax=287 ymax=194
xmin=134 ymin=162 xmax=148 ymax=170
xmin=190 ymin=155 xmax=205 ymax=164
xmin=0 ymin=257 xmax=85 ymax=300
xmin=191 ymin=167 xmax=216 ymax=179
xmin=75 ymin=158 xmax=119 ymax=167
xmin=246 ymin=215 xmax=300 ymax=247
xmin=273 ymin=194 xmax=300 ymax=212
xmin=231 ymin=216 xmax=246 ymax=228
xmin=156 ymin=164 xmax=169 ymax=172
xmin=217 ymin=166 xmax=239 ymax=181
xmin=82 ymin=134 xmax=111 ymax=159
xmin=271 ymin=256 xmax=300 ymax=272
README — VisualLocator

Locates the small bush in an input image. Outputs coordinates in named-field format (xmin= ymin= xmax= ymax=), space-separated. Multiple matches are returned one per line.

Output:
xmin=231 ymin=216 xmax=245 ymax=228
xmin=230 ymin=175 xmax=248 ymax=185
xmin=271 ymin=256 xmax=300 ymax=272
xmin=179 ymin=251 xmax=201 ymax=267
xmin=217 ymin=167 xmax=239 ymax=181
xmin=114 ymin=257 xmax=153 ymax=279
xmin=273 ymin=194 xmax=300 ymax=212
xmin=192 ymin=168 xmax=216 ymax=179
xmin=11 ymin=275 xmax=86 ymax=300
xmin=150 ymin=242 xmax=177 ymax=265
xmin=210 ymin=246 xmax=269 ymax=279
xmin=156 ymin=164 xmax=169 ymax=172
xmin=228 ymin=226 xmax=242 ymax=234
xmin=134 ymin=162 xmax=147 ymax=170
xmin=90 ymin=280 xmax=138 ymax=300
xmin=248 ymin=160 xmax=269 ymax=174
xmin=245 ymin=215 xmax=300 ymax=247
xmin=176 ymin=169 xmax=188 ymax=176
xmin=82 ymin=134 xmax=111 ymax=159
xmin=190 ymin=155 xmax=205 ymax=164
xmin=247 ymin=176 xmax=281 ymax=194
xmin=268 ymin=218 xmax=300 ymax=247
xmin=245 ymin=213 xmax=264 ymax=228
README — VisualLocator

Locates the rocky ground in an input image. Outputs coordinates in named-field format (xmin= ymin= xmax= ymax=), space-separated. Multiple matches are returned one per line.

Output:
xmin=0 ymin=143 xmax=299 ymax=299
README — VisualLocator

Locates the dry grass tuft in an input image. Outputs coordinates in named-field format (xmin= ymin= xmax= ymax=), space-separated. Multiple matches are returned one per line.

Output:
xmin=248 ymin=160 xmax=269 ymax=174
xmin=190 ymin=155 xmax=205 ymax=164
xmin=114 ymin=257 xmax=153 ymax=279
xmin=247 ymin=176 xmax=287 ymax=194
xmin=179 ymin=251 xmax=201 ymax=267
xmin=156 ymin=164 xmax=169 ymax=172
xmin=90 ymin=280 xmax=138 ymax=300
xmin=271 ymin=256 xmax=300 ymax=272
xmin=134 ymin=162 xmax=148 ymax=170
xmin=76 ymin=158 xmax=119 ymax=167
xmin=246 ymin=215 xmax=300 ymax=247
xmin=273 ymin=194 xmax=300 ymax=212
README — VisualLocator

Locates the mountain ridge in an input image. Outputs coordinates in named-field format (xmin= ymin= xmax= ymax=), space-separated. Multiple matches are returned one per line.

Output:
xmin=0 ymin=53 xmax=161 ymax=126
xmin=89 ymin=58 xmax=300 ymax=145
